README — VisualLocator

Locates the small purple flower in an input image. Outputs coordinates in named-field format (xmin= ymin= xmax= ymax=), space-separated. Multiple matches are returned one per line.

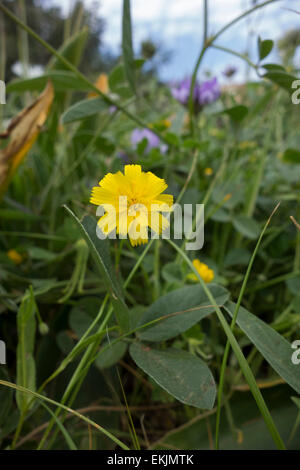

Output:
xmin=131 ymin=128 xmax=167 ymax=154
xmin=170 ymin=78 xmax=195 ymax=106
xmin=170 ymin=76 xmax=220 ymax=111
xmin=197 ymin=77 xmax=221 ymax=106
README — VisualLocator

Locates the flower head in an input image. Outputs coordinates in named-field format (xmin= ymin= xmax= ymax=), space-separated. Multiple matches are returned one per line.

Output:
xmin=131 ymin=128 xmax=167 ymax=154
xmin=90 ymin=164 xmax=173 ymax=246
xmin=188 ymin=259 xmax=214 ymax=283
xmin=170 ymin=77 xmax=220 ymax=111
xmin=197 ymin=77 xmax=220 ymax=106
xmin=170 ymin=77 xmax=195 ymax=106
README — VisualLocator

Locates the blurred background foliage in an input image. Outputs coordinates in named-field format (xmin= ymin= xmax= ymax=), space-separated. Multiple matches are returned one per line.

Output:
xmin=0 ymin=0 xmax=299 ymax=451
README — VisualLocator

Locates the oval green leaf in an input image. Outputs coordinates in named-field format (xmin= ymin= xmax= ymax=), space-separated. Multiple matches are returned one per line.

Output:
xmin=232 ymin=215 xmax=261 ymax=239
xmin=130 ymin=343 xmax=216 ymax=409
xmin=224 ymin=301 xmax=300 ymax=394
xmin=138 ymin=284 xmax=229 ymax=342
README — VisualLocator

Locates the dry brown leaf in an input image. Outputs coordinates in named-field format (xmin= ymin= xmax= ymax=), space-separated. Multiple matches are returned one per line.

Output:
xmin=0 ymin=81 xmax=54 ymax=198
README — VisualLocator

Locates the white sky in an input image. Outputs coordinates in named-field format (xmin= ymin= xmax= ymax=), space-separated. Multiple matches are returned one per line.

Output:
xmin=48 ymin=0 xmax=300 ymax=82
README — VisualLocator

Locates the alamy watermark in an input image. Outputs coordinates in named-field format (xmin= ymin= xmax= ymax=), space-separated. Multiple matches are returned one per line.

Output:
xmin=0 ymin=340 xmax=6 ymax=365
xmin=291 ymin=80 xmax=300 ymax=105
xmin=96 ymin=200 xmax=204 ymax=250
xmin=291 ymin=340 xmax=300 ymax=365
xmin=0 ymin=80 xmax=5 ymax=104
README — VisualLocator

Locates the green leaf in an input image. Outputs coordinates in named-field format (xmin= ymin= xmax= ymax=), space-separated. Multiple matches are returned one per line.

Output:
xmin=262 ymin=63 xmax=285 ymax=72
xmin=224 ymin=301 xmax=300 ymax=394
xmin=96 ymin=341 xmax=127 ymax=369
xmin=138 ymin=284 xmax=229 ymax=342
xmin=219 ymin=105 xmax=248 ymax=122
xmin=122 ymin=0 xmax=136 ymax=94
xmin=0 ymin=209 xmax=41 ymax=221
xmin=16 ymin=288 xmax=36 ymax=411
xmin=108 ymin=59 xmax=144 ymax=91
xmin=258 ymin=37 xmax=274 ymax=60
xmin=292 ymin=397 xmax=300 ymax=409
xmin=64 ymin=207 xmax=130 ymax=331
xmin=161 ymin=262 xmax=182 ymax=284
xmin=224 ymin=248 xmax=251 ymax=267
xmin=69 ymin=309 xmax=94 ymax=339
xmin=28 ymin=247 xmax=57 ymax=261
xmin=48 ymin=28 xmax=89 ymax=71
xmin=263 ymin=71 xmax=297 ymax=93
xmin=62 ymin=97 xmax=109 ymax=124
xmin=6 ymin=71 xmax=90 ymax=93
xmin=164 ymin=132 xmax=180 ymax=146
xmin=130 ymin=343 xmax=216 ymax=409
xmin=282 ymin=148 xmax=300 ymax=164
xmin=232 ymin=215 xmax=261 ymax=239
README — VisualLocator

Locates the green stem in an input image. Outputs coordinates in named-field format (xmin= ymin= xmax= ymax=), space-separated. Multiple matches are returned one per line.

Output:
xmin=188 ymin=0 xmax=279 ymax=134
xmin=154 ymin=239 xmax=160 ymax=299
xmin=215 ymin=203 xmax=280 ymax=449
xmin=188 ymin=0 xmax=208 ymax=132
xmin=247 ymin=271 xmax=300 ymax=294
xmin=0 ymin=3 xmax=168 ymax=145
xmin=17 ymin=0 xmax=29 ymax=78
xmin=211 ymin=44 xmax=259 ymax=72
xmin=0 ymin=380 xmax=129 ymax=449
xmin=38 ymin=305 xmax=113 ymax=449
xmin=165 ymin=238 xmax=286 ymax=450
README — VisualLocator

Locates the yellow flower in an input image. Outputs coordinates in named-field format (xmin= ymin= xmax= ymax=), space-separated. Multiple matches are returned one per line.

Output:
xmin=188 ymin=259 xmax=214 ymax=283
xmin=204 ymin=167 xmax=213 ymax=176
xmin=90 ymin=164 xmax=173 ymax=246
xmin=7 ymin=249 xmax=23 ymax=265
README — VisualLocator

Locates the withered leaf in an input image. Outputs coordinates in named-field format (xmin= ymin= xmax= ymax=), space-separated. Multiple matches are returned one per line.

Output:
xmin=0 ymin=81 xmax=54 ymax=198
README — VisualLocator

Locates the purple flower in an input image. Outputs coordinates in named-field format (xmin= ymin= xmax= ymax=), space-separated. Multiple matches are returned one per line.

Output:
xmin=197 ymin=77 xmax=221 ymax=106
xmin=170 ymin=76 xmax=220 ymax=111
xmin=131 ymin=128 xmax=167 ymax=154
xmin=170 ymin=78 xmax=195 ymax=106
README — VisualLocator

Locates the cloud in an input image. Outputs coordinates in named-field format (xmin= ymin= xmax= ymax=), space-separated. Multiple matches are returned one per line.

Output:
xmin=48 ymin=0 xmax=300 ymax=81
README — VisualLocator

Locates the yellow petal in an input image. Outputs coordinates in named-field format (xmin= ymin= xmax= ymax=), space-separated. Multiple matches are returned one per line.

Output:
xmin=124 ymin=164 xmax=142 ymax=180
xmin=145 ymin=171 xmax=168 ymax=197
xmin=97 ymin=212 xmax=117 ymax=235
xmin=90 ymin=186 xmax=117 ymax=206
